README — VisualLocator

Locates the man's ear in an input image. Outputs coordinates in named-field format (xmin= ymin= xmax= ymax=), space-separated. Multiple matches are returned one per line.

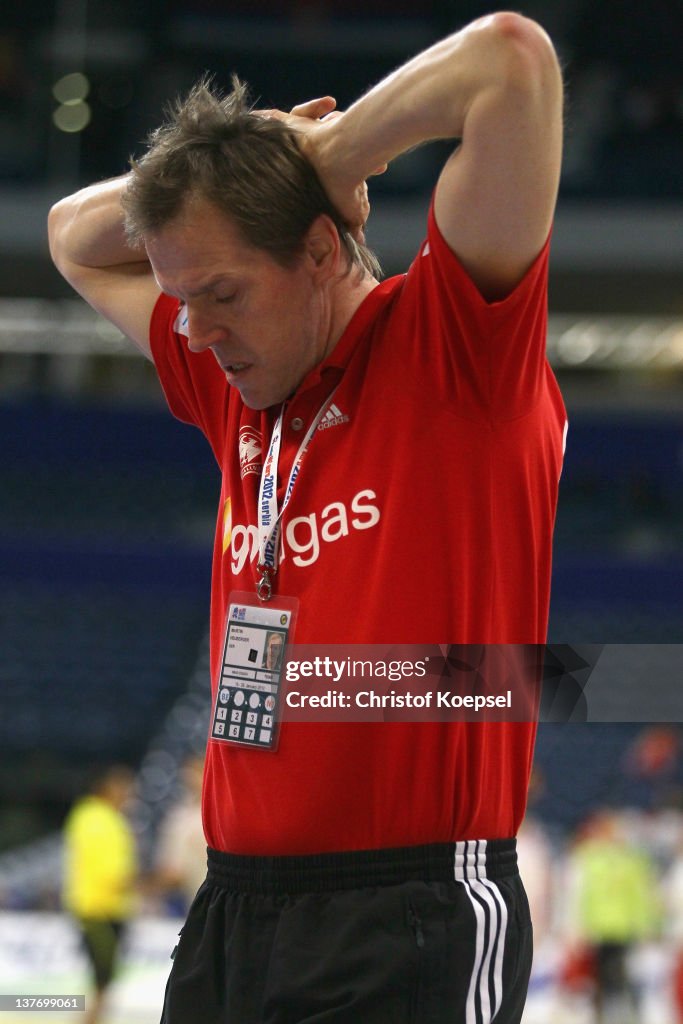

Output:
xmin=303 ymin=214 xmax=341 ymax=279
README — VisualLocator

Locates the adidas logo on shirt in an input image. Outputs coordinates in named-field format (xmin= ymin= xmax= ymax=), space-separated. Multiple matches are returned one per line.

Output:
xmin=318 ymin=403 xmax=350 ymax=431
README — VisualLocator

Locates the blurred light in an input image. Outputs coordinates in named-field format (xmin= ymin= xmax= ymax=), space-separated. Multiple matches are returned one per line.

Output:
xmin=1 ymin=301 xmax=683 ymax=368
xmin=556 ymin=323 xmax=602 ymax=365
xmin=665 ymin=329 xmax=683 ymax=362
xmin=52 ymin=72 xmax=90 ymax=105
xmin=547 ymin=315 xmax=683 ymax=369
xmin=622 ymin=323 xmax=660 ymax=366
xmin=52 ymin=100 xmax=91 ymax=133
xmin=94 ymin=316 xmax=125 ymax=345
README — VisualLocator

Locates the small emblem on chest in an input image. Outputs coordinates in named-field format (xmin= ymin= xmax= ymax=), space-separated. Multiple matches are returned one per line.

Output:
xmin=318 ymin=403 xmax=350 ymax=431
xmin=239 ymin=426 xmax=263 ymax=478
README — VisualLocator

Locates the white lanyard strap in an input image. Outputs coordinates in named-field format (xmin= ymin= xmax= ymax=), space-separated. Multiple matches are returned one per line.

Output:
xmin=256 ymin=392 xmax=336 ymax=601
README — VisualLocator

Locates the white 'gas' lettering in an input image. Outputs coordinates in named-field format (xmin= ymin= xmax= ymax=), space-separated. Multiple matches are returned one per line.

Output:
xmin=227 ymin=489 xmax=380 ymax=574
xmin=351 ymin=489 xmax=381 ymax=530
xmin=320 ymin=501 xmax=349 ymax=543
xmin=231 ymin=524 xmax=260 ymax=575
xmin=286 ymin=514 xmax=321 ymax=568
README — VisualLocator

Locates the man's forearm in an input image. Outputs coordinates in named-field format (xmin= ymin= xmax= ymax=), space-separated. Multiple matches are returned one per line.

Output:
xmin=48 ymin=174 xmax=147 ymax=274
xmin=48 ymin=173 xmax=159 ymax=357
xmin=310 ymin=13 xmax=558 ymax=203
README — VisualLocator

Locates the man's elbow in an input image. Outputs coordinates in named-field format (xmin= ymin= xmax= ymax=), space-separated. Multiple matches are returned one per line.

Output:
xmin=478 ymin=11 xmax=562 ymax=101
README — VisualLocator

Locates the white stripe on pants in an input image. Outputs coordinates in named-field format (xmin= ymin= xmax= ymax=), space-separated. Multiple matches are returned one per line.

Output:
xmin=455 ymin=840 xmax=509 ymax=1024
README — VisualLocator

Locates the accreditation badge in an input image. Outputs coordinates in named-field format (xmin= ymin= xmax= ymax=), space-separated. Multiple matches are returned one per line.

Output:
xmin=210 ymin=592 xmax=298 ymax=752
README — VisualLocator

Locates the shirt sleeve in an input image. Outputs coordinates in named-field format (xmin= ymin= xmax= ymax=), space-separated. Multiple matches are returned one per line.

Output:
xmin=397 ymin=197 xmax=552 ymax=422
xmin=149 ymin=292 xmax=230 ymax=463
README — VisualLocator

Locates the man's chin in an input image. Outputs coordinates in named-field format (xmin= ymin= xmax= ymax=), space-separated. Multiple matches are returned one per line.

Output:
xmin=233 ymin=386 xmax=281 ymax=412
xmin=229 ymin=378 xmax=295 ymax=412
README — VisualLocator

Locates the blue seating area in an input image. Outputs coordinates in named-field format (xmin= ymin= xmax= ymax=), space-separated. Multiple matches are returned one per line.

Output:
xmin=0 ymin=398 xmax=216 ymax=761
xmin=0 ymin=582 xmax=207 ymax=762
xmin=0 ymin=398 xmax=216 ymax=848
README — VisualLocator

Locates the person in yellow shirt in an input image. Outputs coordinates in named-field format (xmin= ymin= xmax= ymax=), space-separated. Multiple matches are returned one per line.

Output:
xmin=567 ymin=808 xmax=661 ymax=1024
xmin=62 ymin=765 xmax=138 ymax=1024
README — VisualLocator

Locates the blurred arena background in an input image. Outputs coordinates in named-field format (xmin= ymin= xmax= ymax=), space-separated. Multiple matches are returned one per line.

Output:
xmin=0 ymin=1 xmax=682 ymax=1021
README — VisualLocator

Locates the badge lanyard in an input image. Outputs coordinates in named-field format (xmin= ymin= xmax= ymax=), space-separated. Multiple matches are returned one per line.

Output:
xmin=256 ymin=392 xmax=337 ymax=601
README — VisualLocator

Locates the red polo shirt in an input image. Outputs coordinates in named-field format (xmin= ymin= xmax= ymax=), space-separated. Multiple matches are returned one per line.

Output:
xmin=150 ymin=204 xmax=566 ymax=854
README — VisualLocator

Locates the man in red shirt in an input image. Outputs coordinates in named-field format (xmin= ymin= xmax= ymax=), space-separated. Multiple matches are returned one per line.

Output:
xmin=49 ymin=13 xmax=564 ymax=1023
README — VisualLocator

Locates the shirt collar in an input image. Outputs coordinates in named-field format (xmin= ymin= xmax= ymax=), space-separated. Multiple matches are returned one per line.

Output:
xmin=294 ymin=275 xmax=403 ymax=395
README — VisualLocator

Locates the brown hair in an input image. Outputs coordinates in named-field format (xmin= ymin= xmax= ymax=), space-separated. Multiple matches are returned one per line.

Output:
xmin=122 ymin=76 xmax=381 ymax=279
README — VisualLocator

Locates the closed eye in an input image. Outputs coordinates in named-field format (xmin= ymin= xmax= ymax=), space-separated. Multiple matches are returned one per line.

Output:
xmin=216 ymin=293 xmax=237 ymax=304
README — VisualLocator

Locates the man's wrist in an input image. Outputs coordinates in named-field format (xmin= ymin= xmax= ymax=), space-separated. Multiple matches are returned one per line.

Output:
xmin=311 ymin=114 xmax=373 ymax=197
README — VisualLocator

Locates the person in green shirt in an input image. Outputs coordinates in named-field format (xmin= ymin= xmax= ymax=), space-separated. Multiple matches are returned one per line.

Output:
xmin=569 ymin=808 xmax=660 ymax=1023
xmin=62 ymin=765 xmax=138 ymax=1024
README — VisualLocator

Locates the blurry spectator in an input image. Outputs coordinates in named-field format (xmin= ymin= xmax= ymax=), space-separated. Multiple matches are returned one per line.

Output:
xmin=566 ymin=808 xmax=661 ymax=1023
xmin=153 ymin=753 xmax=206 ymax=914
xmin=517 ymin=769 xmax=555 ymax=945
xmin=623 ymin=726 xmax=683 ymax=815
xmin=626 ymin=727 xmax=681 ymax=783
xmin=62 ymin=764 xmax=138 ymax=1024
xmin=663 ymin=829 xmax=683 ymax=1024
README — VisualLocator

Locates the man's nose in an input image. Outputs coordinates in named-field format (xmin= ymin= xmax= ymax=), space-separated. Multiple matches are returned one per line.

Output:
xmin=185 ymin=306 xmax=221 ymax=353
